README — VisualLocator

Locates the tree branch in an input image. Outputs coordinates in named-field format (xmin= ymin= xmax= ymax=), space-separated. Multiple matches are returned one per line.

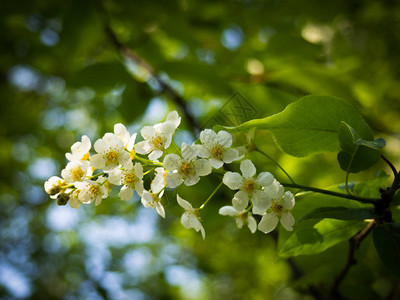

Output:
xmin=330 ymin=221 xmax=376 ymax=298
xmin=95 ymin=0 xmax=200 ymax=135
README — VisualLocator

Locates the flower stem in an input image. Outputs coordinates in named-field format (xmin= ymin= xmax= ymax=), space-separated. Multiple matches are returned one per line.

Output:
xmin=199 ymin=181 xmax=224 ymax=210
xmin=281 ymin=182 xmax=379 ymax=204
xmin=255 ymin=147 xmax=295 ymax=184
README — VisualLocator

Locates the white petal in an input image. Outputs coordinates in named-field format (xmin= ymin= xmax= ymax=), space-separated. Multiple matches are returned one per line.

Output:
xmin=232 ymin=191 xmax=249 ymax=211
xmin=149 ymin=150 xmax=163 ymax=161
xmin=280 ymin=212 xmax=295 ymax=231
xmin=94 ymin=139 xmax=107 ymax=154
xmin=95 ymin=195 xmax=103 ymax=206
xmin=240 ymin=159 xmax=256 ymax=178
xmin=193 ymin=145 xmax=210 ymax=158
xmin=166 ymin=110 xmax=181 ymax=128
xmin=258 ymin=214 xmax=279 ymax=234
xmin=194 ymin=159 xmax=212 ymax=176
xmin=184 ymin=175 xmax=200 ymax=186
xmin=219 ymin=206 xmax=239 ymax=216
xmin=181 ymin=143 xmax=197 ymax=160
xmin=177 ymin=194 xmax=193 ymax=211
xmin=90 ymin=154 xmax=106 ymax=169
xmin=69 ymin=197 xmax=81 ymax=209
xmin=180 ymin=211 xmax=195 ymax=229
xmin=118 ymin=185 xmax=134 ymax=201
xmin=108 ymin=169 xmax=122 ymax=185
xmin=200 ymin=129 xmax=216 ymax=146
xmin=223 ymin=172 xmax=243 ymax=190
xmin=265 ymin=179 xmax=285 ymax=200
xmin=141 ymin=126 xmax=156 ymax=139
xmin=165 ymin=173 xmax=183 ymax=188
xmin=283 ymin=191 xmax=295 ymax=210
xmin=119 ymin=151 xmax=132 ymax=168
xmin=151 ymin=167 xmax=166 ymax=193
xmin=247 ymin=216 xmax=257 ymax=233
xmin=141 ymin=191 xmax=153 ymax=207
xmin=135 ymin=141 xmax=152 ymax=154
xmin=235 ymin=217 xmax=244 ymax=229
xmin=163 ymin=154 xmax=181 ymax=170
xmin=222 ymin=148 xmax=239 ymax=164
xmin=134 ymin=162 xmax=144 ymax=179
xmin=126 ymin=133 xmax=137 ymax=151
xmin=135 ymin=180 xmax=144 ymax=196
xmin=114 ymin=123 xmax=130 ymax=146
xmin=200 ymin=225 xmax=206 ymax=239
xmin=81 ymin=135 xmax=91 ymax=152
xmin=256 ymin=172 xmax=274 ymax=187
xmin=251 ymin=190 xmax=271 ymax=213
xmin=209 ymin=158 xmax=224 ymax=169
xmin=156 ymin=202 xmax=166 ymax=218
xmin=217 ymin=131 xmax=232 ymax=148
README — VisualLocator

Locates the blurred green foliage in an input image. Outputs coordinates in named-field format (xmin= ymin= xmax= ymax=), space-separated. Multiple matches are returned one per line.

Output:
xmin=1 ymin=0 xmax=400 ymax=299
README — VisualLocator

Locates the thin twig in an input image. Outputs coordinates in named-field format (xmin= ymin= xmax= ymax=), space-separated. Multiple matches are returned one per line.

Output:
xmin=330 ymin=221 xmax=376 ymax=298
xmin=95 ymin=0 xmax=200 ymax=135
xmin=381 ymin=154 xmax=397 ymax=177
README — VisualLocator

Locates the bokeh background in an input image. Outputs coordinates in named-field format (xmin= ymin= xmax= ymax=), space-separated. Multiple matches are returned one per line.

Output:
xmin=1 ymin=0 xmax=400 ymax=299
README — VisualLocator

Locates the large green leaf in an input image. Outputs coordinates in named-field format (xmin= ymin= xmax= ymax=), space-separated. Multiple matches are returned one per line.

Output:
xmin=373 ymin=223 xmax=400 ymax=277
xmin=337 ymin=122 xmax=384 ymax=173
xmin=225 ymin=95 xmax=373 ymax=157
xmin=300 ymin=207 xmax=381 ymax=222
xmin=280 ymin=219 xmax=364 ymax=257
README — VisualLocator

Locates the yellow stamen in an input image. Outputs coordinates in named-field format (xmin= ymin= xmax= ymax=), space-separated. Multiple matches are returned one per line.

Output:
xmin=211 ymin=145 xmax=224 ymax=159
xmin=152 ymin=136 xmax=165 ymax=150
xmin=71 ymin=166 xmax=84 ymax=181
xmin=270 ymin=202 xmax=284 ymax=214
xmin=82 ymin=152 xmax=90 ymax=160
xmin=180 ymin=162 xmax=194 ymax=177
xmin=106 ymin=151 xmax=119 ymax=164
xmin=124 ymin=173 xmax=137 ymax=186
xmin=89 ymin=185 xmax=100 ymax=195
xmin=243 ymin=179 xmax=256 ymax=193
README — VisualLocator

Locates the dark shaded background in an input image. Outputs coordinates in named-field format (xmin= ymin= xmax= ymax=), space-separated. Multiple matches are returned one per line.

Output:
xmin=1 ymin=0 xmax=400 ymax=299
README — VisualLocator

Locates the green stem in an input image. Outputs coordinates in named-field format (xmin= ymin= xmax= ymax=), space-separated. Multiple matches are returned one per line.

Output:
xmin=199 ymin=181 xmax=224 ymax=210
xmin=88 ymin=172 xmax=105 ymax=180
xmin=281 ymin=182 xmax=379 ymax=204
xmin=389 ymin=172 xmax=400 ymax=197
xmin=143 ymin=167 xmax=156 ymax=176
xmin=255 ymin=147 xmax=295 ymax=184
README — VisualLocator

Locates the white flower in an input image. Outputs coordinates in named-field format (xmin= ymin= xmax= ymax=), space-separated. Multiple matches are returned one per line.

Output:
xmin=74 ymin=178 xmax=109 ymax=206
xmin=114 ymin=123 xmax=137 ymax=151
xmin=44 ymin=176 xmax=66 ymax=195
xmin=90 ymin=133 xmax=132 ymax=171
xmin=140 ymin=167 xmax=167 ymax=217
xmin=61 ymin=160 xmax=93 ymax=183
xmin=258 ymin=180 xmax=295 ymax=234
xmin=177 ymin=194 xmax=205 ymax=239
xmin=195 ymin=129 xmax=240 ymax=168
xmin=135 ymin=111 xmax=181 ymax=161
xmin=68 ymin=189 xmax=82 ymax=209
xmin=163 ymin=143 xmax=212 ymax=188
xmin=151 ymin=167 xmax=167 ymax=194
xmin=141 ymin=190 xmax=165 ymax=218
xmin=223 ymin=159 xmax=274 ymax=214
xmin=219 ymin=206 xmax=257 ymax=233
xmin=108 ymin=162 xmax=144 ymax=200
xmin=66 ymin=135 xmax=91 ymax=161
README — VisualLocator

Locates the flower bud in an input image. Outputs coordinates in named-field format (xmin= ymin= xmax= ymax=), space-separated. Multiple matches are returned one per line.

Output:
xmin=56 ymin=193 xmax=69 ymax=206
xmin=44 ymin=176 xmax=65 ymax=195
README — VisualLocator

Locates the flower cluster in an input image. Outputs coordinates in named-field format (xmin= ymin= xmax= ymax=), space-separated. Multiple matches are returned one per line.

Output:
xmin=45 ymin=111 xmax=295 ymax=239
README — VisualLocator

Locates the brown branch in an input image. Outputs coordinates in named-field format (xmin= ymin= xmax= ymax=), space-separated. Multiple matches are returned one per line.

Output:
xmin=95 ymin=0 xmax=200 ymax=135
xmin=330 ymin=221 xmax=376 ymax=298
xmin=381 ymin=154 xmax=398 ymax=177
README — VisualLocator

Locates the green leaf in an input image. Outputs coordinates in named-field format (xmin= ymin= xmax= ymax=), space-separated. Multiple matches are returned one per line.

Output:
xmin=373 ymin=223 xmax=400 ymax=277
xmin=353 ymin=170 xmax=390 ymax=198
xmin=300 ymin=207 xmax=381 ymax=221
xmin=337 ymin=122 xmax=383 ymax=173
xmin=279 ymin=219 xmax=364 ymax=257
xmin=224 ymin=95 xmax=373 ymax=157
